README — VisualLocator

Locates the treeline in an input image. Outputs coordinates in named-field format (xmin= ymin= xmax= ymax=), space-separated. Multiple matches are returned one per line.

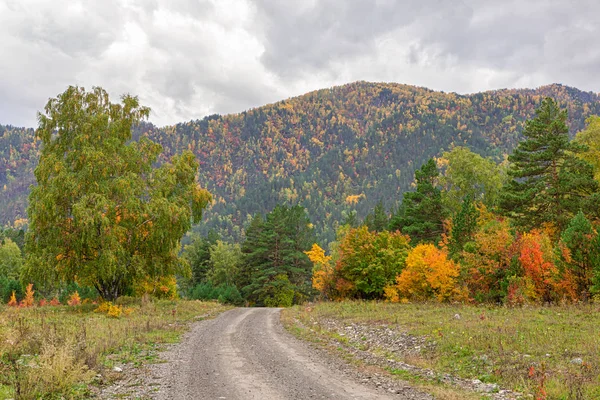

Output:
xmin=183 ymin=204 xmax=315 ymax=306
xmin=308 ymin=99 xmax=600 ymax=305
xmin=3 ymin=83 xmax=600 ymax=245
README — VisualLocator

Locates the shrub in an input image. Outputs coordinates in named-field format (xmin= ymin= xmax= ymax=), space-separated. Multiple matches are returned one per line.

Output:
xmin=134 ymin=275 xmax=178 ymax=300
xmin=0 ymin=277 xmax=24 ymax=303
xmin=20 ymin=283 xmax=35 ymax=307
xmin=189 ymin=282 xmax=244 ymax=305
xmin=263 ymin=274 xmax=295 ymax=307
xmin=58 ymin=282 xmax=98 ymax=304
xmin=7 ymin=290 xmax=17 ymax=306
xmin=67 ymin=291 xmax=81 ymax=306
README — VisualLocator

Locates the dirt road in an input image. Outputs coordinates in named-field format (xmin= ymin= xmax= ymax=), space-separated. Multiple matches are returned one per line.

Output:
xmin=153 ymin=307 xmax=426 ymax=399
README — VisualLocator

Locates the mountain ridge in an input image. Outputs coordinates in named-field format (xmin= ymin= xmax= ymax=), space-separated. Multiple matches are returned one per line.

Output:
xmin=1 ymin=81 xmax=599 ymax=242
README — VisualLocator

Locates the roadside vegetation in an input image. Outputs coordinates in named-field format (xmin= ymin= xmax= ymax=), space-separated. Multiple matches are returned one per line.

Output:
xmin=0 ymin=297 xmax=230 ymax=399
xmin=283 ymin=301 xmax=600 ymax=399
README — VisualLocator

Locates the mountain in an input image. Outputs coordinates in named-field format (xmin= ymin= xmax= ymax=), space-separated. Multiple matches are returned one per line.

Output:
xmin=1 ymin=82 xmax=599 ymax=243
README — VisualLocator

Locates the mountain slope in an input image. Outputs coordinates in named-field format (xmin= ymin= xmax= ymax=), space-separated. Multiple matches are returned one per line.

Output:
xmin=2 ymin=82 xmax=599 ymax=243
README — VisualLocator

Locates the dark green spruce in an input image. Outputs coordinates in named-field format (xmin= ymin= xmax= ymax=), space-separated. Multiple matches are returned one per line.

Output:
xmin=499 ymin=98 xmax=599 ymax=231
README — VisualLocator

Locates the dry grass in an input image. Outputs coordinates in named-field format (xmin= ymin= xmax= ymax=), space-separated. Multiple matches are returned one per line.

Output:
xmin=0 ymin=299 xmax=231 ymax=399
xmin=283 ymin=301 xmax=600 ymax=399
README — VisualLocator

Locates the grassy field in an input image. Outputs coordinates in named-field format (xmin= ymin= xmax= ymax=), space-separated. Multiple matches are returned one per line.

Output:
xmin=283 ymin=301 xmax=600 ymax=400
xmin=0 ymin=298 xmax=231 ymax=399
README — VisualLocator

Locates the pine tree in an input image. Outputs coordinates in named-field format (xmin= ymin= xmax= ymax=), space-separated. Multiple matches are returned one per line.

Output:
xmin=499 ymin=98 xmax=598 ymax=231
xmin=241 ymin=205 xmax=315 ymax=305
xmin=364 ymin=200 xmax=388 ymax=232
xmin=397 ymin=159 xmax=445 ymax=243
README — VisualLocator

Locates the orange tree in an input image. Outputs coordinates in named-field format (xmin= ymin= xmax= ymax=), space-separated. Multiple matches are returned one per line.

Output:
xmin=24 ymin=86 xmax=211 ymax=300
xmin=394 ymin=244 xmax=466 ymax=302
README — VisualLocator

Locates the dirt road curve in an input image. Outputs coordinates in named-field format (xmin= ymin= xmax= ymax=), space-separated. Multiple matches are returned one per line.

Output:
xmin=154 ymin=307 xmax=403 ymax=399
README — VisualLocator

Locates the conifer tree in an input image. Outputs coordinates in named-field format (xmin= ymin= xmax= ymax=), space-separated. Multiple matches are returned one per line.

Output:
xmin=241 ymin=205 xmax=315 ymax=305
xmin=499 ymin=98 xmax=598 ymax=231
xmin=364 ymin=200 xmax=388 ymax=232
xmin=397 ymin=159 xmax=445 ymax=243
xmin=560 ymin=211 xmax=596 ymax=297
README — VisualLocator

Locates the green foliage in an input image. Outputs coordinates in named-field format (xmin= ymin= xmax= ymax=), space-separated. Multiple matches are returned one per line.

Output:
xmin=439 ymin=147 xmax=506 ymax=214
xmin=499 ymin=98 xmax=599 ymax=231
xmin=335 ymin=226 xmax=411 ymax=299
xmin=363 ymin=200 xmax=389 ymax=232
xmin=207 ymin=240 xmax=242 ymax=287
xmin=0 ymin=277 xmax=23 ymax=303
xmin=0 ymin=228 xmax=25 ymax=252
xmin=0 ymin=238 xmax=23 ymax=280
xmin=189 ymin=282 xmax=244 ymax=305
xmin=240 ymin=205 xmax=315 ymax=306
xmin=182 ymin=230 xmax=220 ymax=285
xmin=57 ymin=282 xmax=99 ymax=304
xmin=590 ymin=233 xmax=600 ymax=296
xmin=263 ymin=274 xmax=295 ymax=307
xmin=398 ymin=159 xmax=446 ymax=243
xmin=559 ymin=211 xmax=597 ymax=296
xmin=575 ymin=115 xmax=600 ymax=182
xmin=448 ymin=196 xmax=479 ymax=257
xmin=2 ymin=84 xmax=600 ymax=244
xmin=24 ymin=86 xmax=212 ymax=300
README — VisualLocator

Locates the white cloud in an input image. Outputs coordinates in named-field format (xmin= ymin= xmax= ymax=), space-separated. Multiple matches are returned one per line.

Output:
xmin=0 ymin=0 xmax=599 ymax=127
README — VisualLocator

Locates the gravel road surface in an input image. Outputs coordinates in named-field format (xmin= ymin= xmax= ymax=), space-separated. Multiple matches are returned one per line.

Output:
xmin=153 ymin=307 xmax=412 ymax=399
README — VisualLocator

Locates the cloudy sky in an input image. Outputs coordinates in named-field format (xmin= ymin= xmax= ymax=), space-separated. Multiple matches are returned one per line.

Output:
xmin=1 ymin=0 xmax=599 ymax=127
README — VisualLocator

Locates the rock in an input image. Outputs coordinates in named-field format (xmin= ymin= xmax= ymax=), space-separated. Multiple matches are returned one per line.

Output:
xmin=113 ymin=366 xmax=123 ymax=373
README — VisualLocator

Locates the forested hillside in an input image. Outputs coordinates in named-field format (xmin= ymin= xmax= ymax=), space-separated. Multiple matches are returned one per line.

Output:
xmin=2 ymin=82 xmax=599 ymax=242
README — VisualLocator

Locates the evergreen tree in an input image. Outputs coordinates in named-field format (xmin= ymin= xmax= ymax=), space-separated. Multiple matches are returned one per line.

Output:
xmin=397 ymin=159 xmax=445 ymax=243
xmin=590 ymin=233 xmax=600 ymax=296
xmin=560 ymin=211 xmax=596 ymax=297
xmin=241 ymin=205 xmax=315 ymax=306
xmin=182 ymin=230 xmax=220 ymax=285
xmin=448 ymin=196 xmax=479 ymax=257
xmin=341 ymin=210 xmax=358 ymax=228
xmin=388 ymin=202 xmax=406 ymax=232
xmin=499 ymin=98 xmax=599 ymax=231
xmin=364 ymin=200 xmax=388 ymax=232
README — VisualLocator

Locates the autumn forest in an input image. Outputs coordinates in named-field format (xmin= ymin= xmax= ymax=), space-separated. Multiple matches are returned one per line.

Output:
xmin=1 ymin=81 xmax=600 ymax=308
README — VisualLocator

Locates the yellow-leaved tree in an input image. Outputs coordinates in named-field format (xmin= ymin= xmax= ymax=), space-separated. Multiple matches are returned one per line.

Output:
xmin=305 ymin=243 xmax=334 ymax=298
xmin=388 ymin=244 xmax=466 ymax=302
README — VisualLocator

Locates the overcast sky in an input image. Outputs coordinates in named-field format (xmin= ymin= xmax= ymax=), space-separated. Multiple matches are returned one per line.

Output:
xmin=1 ymin=0 xmax=599 ymax=127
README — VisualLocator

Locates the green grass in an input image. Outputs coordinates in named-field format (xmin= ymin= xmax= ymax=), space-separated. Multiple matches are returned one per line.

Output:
xmin=283 ymin=301 xmax=600 ymax=399
xmin=0 ymin=299 xmax=231 ymax=399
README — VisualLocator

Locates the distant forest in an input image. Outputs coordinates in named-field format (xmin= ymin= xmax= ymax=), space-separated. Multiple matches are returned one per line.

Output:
xmin=2 ymin=82 xmax=600 ymax=243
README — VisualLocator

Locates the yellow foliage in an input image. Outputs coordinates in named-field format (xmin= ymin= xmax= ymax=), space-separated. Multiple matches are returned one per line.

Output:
xmin=305 ymin=243 xmax=331 ymax=265
xmin=306 ymin=243 xmax=335 ymax=296
xmin=67 ymin=291 xmax=81 ymax=306
xmin=396 ymin=244 xmax=466 ymax=302
xmin=345 ymin=194 xmax=365 ymax=205
xmin=383 ymin=284 xmax=400 ymax=303
xmin=107 ymin=304 xmax=122 ymax=318
xmin=94 ymin=302 xmax=111 ymax=313
xmin=21 ymin=283 xmax=35 ymax=307
xmin=135 ymin=275 xmax=178 ymax=299
xmin=7 ymin=291 xmax=17 ymax=306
